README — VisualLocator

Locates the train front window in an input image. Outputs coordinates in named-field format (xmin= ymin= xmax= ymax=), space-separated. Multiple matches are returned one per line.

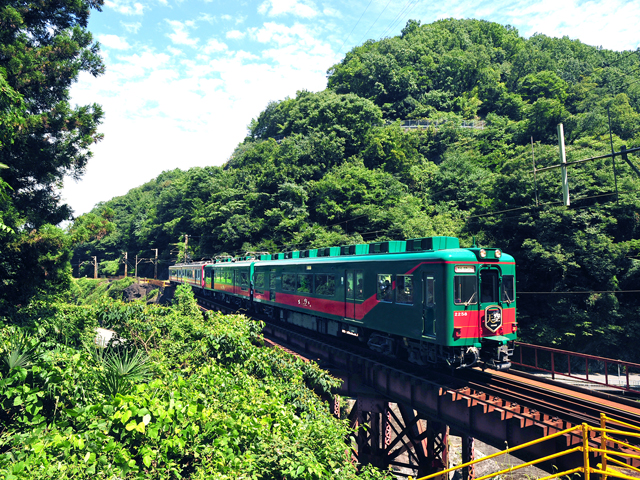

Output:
xmin=501 ymin=275 xmax=515 ymax=304
xmin=480 ymin=270 xmax=498 ymax=303
xmin=454 ymin=276 xmax=477 ymax=305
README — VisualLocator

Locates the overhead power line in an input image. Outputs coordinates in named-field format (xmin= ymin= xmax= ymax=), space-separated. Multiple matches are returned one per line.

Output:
xmin=356 ymin=0 xmax=394 ymax=46
xmin=337 ymin=0 xmax=374 ymax=55
xmin=379 ymin=0 xmax=419 ymax=39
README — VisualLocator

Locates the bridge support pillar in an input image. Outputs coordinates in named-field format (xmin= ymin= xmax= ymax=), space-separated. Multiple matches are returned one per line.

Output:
xmin=462 ymin=434 xmax=475 ymax=480
xmin=426 ymin=420 xmax=449 ymax=478
xmin=344 ymin=395 xmax=456 ymax=477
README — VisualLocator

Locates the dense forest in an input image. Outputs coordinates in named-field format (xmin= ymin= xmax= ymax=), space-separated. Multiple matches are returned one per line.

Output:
xmin=67 ymin=19 xmax=640 ymax=359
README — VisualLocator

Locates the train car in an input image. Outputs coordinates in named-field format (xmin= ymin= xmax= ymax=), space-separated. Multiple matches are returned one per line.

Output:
xmin=169 ymin=262 xmax=209 ymax=289
xmin=171 ymin=236 xmax=516 ymax=370
xmin=204 ymin=259 xmax=253 ymax=308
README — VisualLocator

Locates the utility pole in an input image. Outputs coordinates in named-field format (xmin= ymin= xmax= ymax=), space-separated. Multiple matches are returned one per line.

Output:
xmin=535 ymin=127 xmax=640 ymax=206
xmin=124 ymin=252 xmax=128 ymax=278
xmin=558 ymin=123 xmax=570 ymax=207
xmin=184 ymin=235 xmax=188 ymax=263
xmin=607 ymin=106 xmax=619 ymax=204
xmin=93 ymin=256 xmax=98 ymax=279
xmin=531 ymin=136 xmax=539 ymax=207
xmin=153 ymin=248 xmax=158 ymax=280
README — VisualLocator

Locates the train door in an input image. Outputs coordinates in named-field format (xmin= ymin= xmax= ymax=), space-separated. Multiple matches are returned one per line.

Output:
xmin=422 ymin=274 xmax=436 ymax=336
xmin=479 ymin=267 xmax=502 ymax=334
xmin=345 ymin=270 xmax=364 ymax=320
xmin=269 ymin=269 xmax=276 ymax=301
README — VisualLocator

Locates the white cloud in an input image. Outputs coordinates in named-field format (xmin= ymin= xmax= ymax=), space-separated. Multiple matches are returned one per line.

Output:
xmin=258 ymin=0 xmax=318 ymax=19
xmin=98 ymin=34 xmax=131 ymax=50
xmin=104 ymin=0 xmax=144 ymax=15
xmin=410 ymin=0 xmax=640 ymax=51
xmin=198 ymin=13 xmax=215 ymax=23
xmin=202 ymin=38 xmax=229 ymax=54
xmin=253 ymin=22 xmax=313 ymax=46
xmin=166 ymin=20 xmax=199 ymax=46
xmin=322 ymin=7 xmax=341 ymax=17
xmin=500 ymin=0 xmax=640 ymax=50
xmin=67 ymin=28 xmax=335 ymax=215
xmin=226 ymin=30 xmax=246 ymax=40
xmin=121 ymin=21 xmax=142 ymax=33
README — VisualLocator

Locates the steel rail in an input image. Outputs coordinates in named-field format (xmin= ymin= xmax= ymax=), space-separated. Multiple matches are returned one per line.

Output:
xmin=194 ymin=293 xmax=640 ymax=433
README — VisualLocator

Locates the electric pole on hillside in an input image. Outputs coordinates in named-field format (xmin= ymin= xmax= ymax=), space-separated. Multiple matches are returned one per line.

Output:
xmin=93 ymin=256 xmax=97 ymax=279
xmin=184 ymin=235 xmax=188 ymax=263
xmin=135 ymin=255 xmax=145 ymax=281
xmin=123 ymin=252 xmax=128 ymax=278
xmin=558 ymin=123 xmax=569 ymax=207
xmin=152 ymin=249 xmax=158 ymax=279
xmin=534 ymin=123 xmax=640 ymax=206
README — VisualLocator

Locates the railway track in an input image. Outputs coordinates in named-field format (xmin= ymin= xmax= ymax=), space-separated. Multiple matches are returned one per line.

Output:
xmin=197 ymin=294 xmax=640 ymax=434
xmin=459 ymin=368 xmax=640 ymax=429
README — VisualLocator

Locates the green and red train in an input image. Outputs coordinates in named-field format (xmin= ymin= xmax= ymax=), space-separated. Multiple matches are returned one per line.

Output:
xmin=169 ymin=236 xmax=516 ymax=370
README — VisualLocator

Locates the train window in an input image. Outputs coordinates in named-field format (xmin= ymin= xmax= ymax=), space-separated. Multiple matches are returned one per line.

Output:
xmin=315 ymin=274 xmax=335 ymax=296
xmin=346 ymin=272 xmax=354 ymax=299
xmin=396 ymin=275 xmax=414 ymax=305
xmin=270 ymin=271 xmax=276 ymax=290
xmin=377 ymin=274 xmax=393 ymax=302
xmin=356 ymin=271 xmax=364 ymax=299
xmin=282 ymin=274 xmax=295 ymax=292
xmin=240 ymin=271 xmax=249 ymax=291
xmin=480 ymin=270 xmax=498 ymax=303
xmin=297 ymin=274 xmax=312 ymax=293
xmin=255 ymin=272 xmax=265 ymax=293
xmin=426 ymin=277 xmax=435 ymax=306
xmin=501 ymin=275 xmax=515 ymax=303
xmin=454 ymin=276 xmax=477 ymax=305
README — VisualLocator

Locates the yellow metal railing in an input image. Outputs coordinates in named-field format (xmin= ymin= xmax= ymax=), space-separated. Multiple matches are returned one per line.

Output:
xmin=412 ymin=414 xmax=640 ymax=480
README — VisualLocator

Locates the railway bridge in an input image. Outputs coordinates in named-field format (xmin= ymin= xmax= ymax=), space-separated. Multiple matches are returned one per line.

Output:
xmin=195 ymin=296 xmax=640 ymax=479
xmin=260 ymin=319 xmax=640 ymax=479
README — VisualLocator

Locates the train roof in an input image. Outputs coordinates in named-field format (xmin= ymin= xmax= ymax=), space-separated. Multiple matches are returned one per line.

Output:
xmin=170 ymin=237 xmax=515 ymax=270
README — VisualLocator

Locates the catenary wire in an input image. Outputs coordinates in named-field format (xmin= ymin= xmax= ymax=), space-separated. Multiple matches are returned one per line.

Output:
xmin=356 ymin=0 xmax=394 ymax=46
xmin=337 ymin=0 xmax=374 ymax=55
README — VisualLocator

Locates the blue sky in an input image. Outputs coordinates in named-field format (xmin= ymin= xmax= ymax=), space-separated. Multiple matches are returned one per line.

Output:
xmin=64 ymin=0 xmax=640 ymax=216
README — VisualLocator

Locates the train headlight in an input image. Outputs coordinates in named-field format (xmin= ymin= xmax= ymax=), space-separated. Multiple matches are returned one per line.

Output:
xmin=479 ymin=249 xmax=487 ymax=258
xmin=495 ymin=249 xmax=502 ymax=258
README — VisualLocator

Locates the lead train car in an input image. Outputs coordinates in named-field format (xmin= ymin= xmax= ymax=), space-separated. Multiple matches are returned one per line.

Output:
xmin=169 ymin=236 xmax=516 ymax=370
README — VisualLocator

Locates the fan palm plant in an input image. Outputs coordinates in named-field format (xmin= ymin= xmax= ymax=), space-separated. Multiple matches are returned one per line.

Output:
xmin=93 ymin=347 xmax=150 ymax=397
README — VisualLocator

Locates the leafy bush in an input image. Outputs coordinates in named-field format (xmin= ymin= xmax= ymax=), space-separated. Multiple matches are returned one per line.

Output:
xmin=0 ymin=287 xmax=391 ymax=479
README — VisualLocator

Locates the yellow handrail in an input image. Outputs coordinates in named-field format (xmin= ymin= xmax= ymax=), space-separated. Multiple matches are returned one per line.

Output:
xmin=409 ymin=414 xmax=639 ymax=480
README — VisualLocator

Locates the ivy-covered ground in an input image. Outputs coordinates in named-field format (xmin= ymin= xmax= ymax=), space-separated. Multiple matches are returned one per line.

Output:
xmin=0 ymin=283 xmax=390 ymax=479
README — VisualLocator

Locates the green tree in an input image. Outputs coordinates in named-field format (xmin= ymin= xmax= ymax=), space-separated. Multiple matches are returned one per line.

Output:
xmin=0 ymin=0 xmax=105 ymax=227
xmin=0 ymin=0 xmax=104 ymax=307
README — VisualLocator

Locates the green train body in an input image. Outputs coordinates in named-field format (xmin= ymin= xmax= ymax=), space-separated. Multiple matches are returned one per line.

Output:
xmin=169 ymin=236 xmax=516 ymax=369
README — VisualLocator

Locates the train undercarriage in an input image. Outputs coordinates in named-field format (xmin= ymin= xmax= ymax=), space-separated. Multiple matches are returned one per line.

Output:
xmin=200 ymin=288 xmax=513 ymax=370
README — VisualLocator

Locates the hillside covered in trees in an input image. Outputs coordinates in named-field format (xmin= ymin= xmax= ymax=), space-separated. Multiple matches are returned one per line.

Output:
xmin=69 ymin=19 xmax=640 ymax=358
